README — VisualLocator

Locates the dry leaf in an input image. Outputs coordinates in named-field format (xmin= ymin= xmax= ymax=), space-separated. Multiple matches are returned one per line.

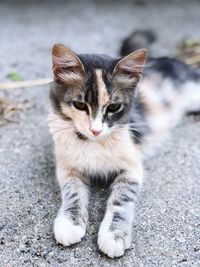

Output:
xmin=0 ymin=97 xmax=31 ymax=126
xmin=177 ymin=38 xmax=200 ymax=68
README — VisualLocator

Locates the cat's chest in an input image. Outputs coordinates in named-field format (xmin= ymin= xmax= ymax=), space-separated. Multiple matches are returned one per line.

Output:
xmin=57 ymin=130 xmax=139 ymax=173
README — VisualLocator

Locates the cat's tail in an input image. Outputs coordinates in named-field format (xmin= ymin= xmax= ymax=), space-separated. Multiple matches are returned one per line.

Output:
xmin=119 ymin=29 xmax=156 ymax=56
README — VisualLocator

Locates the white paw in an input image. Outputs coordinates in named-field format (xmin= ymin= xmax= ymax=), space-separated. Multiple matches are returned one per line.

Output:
xmin=54 ymin=214 xmax=86 ymax=246
xmin=98 ymin=224 xmax=131 ymax=258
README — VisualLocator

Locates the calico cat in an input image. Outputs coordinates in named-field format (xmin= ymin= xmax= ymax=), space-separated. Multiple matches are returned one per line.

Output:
xmin=48 ymin=32 xmax=200 ymax=258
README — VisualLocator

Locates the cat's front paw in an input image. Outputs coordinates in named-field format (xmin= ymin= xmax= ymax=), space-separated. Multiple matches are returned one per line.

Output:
xmin=98 ymin=222 xmax=131 ymax=258
xmin=54 ymin=214 xmax=86 ymax=246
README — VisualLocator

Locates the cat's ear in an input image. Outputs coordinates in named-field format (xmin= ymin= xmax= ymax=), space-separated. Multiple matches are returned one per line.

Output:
xmin=113 ymin=49 xmax=147 ymax=86
xmin=52 ymin=44 xmax=85 ymax=85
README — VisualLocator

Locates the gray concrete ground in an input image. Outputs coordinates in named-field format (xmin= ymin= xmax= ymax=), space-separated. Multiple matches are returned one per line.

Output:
xmin=0 ymin=1 xmax=200 ymax=266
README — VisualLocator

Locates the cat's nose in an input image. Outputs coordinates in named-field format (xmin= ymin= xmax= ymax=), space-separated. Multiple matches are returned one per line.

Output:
xmin=90 ymin=129 xmax=102 ymax=136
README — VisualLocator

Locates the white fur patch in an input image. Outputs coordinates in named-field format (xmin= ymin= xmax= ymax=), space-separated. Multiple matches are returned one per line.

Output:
xmin=98 ymin=213 xmax=132 ymax=258
xmin=54 ymin=213 xmax=86 ymax=246
xmin=90 ymin=113 xmax=103 ymax=132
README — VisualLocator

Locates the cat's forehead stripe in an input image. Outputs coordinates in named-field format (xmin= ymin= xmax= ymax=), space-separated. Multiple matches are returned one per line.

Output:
xmin=95 ymin=69 xmax=109 ymax=108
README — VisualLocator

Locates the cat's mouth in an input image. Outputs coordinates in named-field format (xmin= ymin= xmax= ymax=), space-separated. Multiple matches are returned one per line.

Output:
xmin=75 ymin=129 xmax=109 ymax=141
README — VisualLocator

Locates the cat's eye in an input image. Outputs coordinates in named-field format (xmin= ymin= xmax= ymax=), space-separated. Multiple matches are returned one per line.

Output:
xmin=107 ymin=103 xmax=122 ymax=113
xmin=73 ymin=101 xmax=87 ymax=111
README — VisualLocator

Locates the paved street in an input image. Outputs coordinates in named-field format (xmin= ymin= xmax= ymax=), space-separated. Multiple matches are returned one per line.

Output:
xmin=0 ymin=1 xmax=200 ymax=266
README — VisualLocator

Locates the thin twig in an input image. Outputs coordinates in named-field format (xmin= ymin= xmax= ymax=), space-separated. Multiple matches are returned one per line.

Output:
xmin=0 ymin=78 xmax=53 ymax=90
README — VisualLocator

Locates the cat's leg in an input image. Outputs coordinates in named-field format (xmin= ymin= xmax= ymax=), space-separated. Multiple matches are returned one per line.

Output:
xmin=54 ymin=168 xmax=89 ymax=246
xmin=98 ymin=168 xmax=142 ymax=258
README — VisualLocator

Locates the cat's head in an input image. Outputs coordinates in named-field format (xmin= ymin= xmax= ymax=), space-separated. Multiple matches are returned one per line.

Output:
xmin=50 ymin=44 xmax=146 ymax=141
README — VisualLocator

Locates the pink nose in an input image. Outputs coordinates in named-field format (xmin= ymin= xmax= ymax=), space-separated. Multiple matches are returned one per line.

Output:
xmin=90 ymin=129 xmax=101 ymax=136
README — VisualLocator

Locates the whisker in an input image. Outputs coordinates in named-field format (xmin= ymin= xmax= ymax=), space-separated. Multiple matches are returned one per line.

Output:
xmin=113 ymin=124 xmax=144 ymax=141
